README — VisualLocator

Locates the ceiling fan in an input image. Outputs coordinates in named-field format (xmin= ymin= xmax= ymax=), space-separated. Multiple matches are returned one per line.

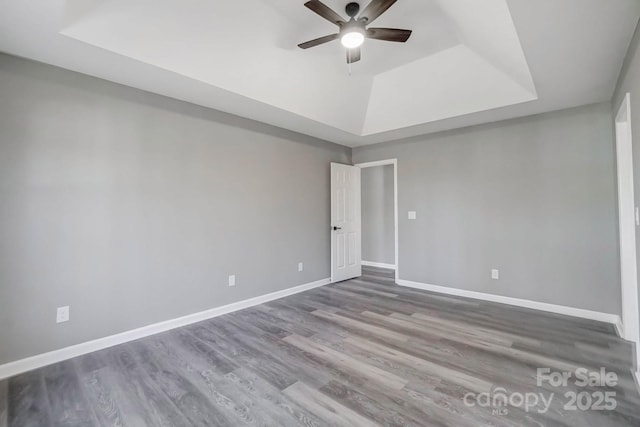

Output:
xmin=298 ymin=0 xmax=412 ymax=64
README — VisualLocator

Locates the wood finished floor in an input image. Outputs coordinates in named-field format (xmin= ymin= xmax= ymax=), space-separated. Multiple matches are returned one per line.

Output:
xmin=2 ymin=267 xmax=639 ymax=426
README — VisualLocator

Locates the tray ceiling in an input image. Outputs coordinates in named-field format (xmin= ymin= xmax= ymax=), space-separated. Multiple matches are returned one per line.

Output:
xmin=1 ymin=0 xmax=639 ymax=146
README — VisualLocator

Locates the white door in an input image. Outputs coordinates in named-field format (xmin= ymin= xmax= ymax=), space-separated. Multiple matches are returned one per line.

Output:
xmin=615 ymin=93 xmax=640 ymax=346
xmin=331 ymin=163 xmax=361 ymax=282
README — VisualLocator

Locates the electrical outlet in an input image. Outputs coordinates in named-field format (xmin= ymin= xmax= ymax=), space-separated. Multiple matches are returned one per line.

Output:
xmin=56 ymin=306 xmax=70 ymax=323
xmin=491 ymin=269 xmax=499 ymax=280
xmin=298 ymin=262 xmax=304 ymax=272
xmin=228 ymin=275 xmax=236 ymax=287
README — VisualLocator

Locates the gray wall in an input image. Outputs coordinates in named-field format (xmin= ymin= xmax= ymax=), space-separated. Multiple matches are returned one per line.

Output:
xmin=353 ymin=103 xmax=621 ymax=315
xmin=0 ymin=54 xmax=350 ymax=365
xmin=0 ymin=47 xmax=628 ymax=366
xmin=361 ymin=165 xmax=395 ymax=265
xmin=613 ymin=18 xmax=640 ymax=345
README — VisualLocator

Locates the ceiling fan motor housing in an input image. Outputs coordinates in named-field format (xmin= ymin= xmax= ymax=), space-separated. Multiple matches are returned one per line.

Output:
xmin=341 ymin=19 xmax=366 ymax=37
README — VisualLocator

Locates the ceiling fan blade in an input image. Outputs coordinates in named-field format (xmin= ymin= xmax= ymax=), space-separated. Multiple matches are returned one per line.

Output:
xmin=298 ymin=33 xmax=339 ymax=49
xmin=359 ymin=0 xmax=397 ymax=24
xmin=346 ymin=47 xmax=361 ymax=64
xmin=304 ymin=0 xmax=345 ymax=26
xmin=366 ymin=28 xmax=412 ymax=42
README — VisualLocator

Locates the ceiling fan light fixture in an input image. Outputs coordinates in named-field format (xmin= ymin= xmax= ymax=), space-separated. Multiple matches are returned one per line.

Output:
xmin=299 ymin=0 xmax=411 ymax=64
xmin=341 ymin=29 xmax=365 ymax=48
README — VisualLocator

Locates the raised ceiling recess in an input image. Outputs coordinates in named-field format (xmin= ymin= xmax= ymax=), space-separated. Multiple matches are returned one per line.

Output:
xmin=1 ymin=0 xmax=639 ymax=146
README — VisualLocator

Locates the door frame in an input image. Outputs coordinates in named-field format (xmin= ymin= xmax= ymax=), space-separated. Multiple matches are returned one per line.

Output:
xmin=355 ymin=159 xmax=399 ymax=282
xmin=615 ymin=93 xmax=640 ymax=355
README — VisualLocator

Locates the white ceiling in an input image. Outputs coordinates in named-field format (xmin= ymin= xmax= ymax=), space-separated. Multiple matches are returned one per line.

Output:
xmin=1 ymin=0 xmax=639 ymax=147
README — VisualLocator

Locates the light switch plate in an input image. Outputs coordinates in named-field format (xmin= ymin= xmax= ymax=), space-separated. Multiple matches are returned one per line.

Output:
xmin=228 ymin=275 xmax=236 ymax=287
xmin=298 ymin=262 xmax=304 ymax=272
xmin=491 ymin=269 xmax=499 ymax=280
xmin=56 ymin=306 xmax=70 ymax=323
xmin=408 ymin=211 xmax=417 ymax=220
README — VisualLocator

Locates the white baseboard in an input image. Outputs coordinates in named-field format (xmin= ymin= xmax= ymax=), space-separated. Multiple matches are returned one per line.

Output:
xmin=0 ymin=278 xmax=330 ymax=380
xmin=362 ymin=261 xmax=396 ymax=270
xmin=397 ymin=279 xmax=621 ymax=325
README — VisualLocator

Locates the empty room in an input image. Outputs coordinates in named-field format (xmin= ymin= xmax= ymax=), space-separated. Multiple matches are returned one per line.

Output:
xmin=2 ymin=0 xmax=640 ymax=425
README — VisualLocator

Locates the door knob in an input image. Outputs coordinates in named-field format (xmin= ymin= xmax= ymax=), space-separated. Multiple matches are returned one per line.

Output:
xmin=332 ymin=226 xmax=342 ymax=231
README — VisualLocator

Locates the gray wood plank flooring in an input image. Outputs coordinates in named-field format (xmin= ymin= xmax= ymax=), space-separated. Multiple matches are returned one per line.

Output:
xmin=2 ymin=266 xmax=639 ymax=426
xmin=0 ymin=376 xmax=7 ymax=427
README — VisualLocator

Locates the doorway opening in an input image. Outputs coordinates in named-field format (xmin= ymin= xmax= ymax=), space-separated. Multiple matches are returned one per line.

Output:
xmin=356 ymin=159 xmax=398 ymax=282
xmin=615 ymin=93 xmax=639 ymax=364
